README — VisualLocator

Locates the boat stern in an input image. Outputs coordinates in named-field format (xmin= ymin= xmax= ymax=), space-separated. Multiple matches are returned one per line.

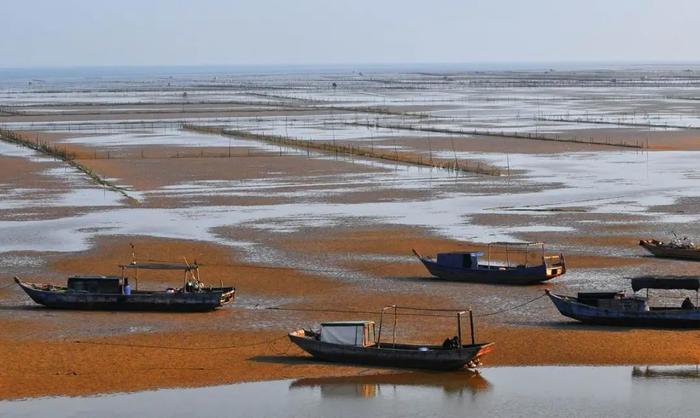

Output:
xmin=544 ymin=254 xmax=566 ymax=279
xmin=219 ymin=288 xmax=236 ymax=305
xmin=473 ymin=342 xmax=495 ymax=360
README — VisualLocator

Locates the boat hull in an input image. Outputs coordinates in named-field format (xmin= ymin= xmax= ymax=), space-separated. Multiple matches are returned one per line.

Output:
xmin=16 ymin=279 xmax=234 ymax=312
xmin=418 ymin=258 xmax=558 ymax=285
xmin=547 ymin=292 xmax=700 ymax=328
xmin=289 ymin=331 xmax=494 ymax=371
xmin=639 ymin=240 xmax=700 ymax=261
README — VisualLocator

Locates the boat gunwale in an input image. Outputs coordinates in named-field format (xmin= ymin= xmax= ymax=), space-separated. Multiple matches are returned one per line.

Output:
xmin=288 ymin=329 xmax=494 ymax=354
xmin=15 ymin=277 xmax=235 ymax=296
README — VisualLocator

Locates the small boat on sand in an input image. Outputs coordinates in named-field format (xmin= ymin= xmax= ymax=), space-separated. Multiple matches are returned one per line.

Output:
xmin=413 ymin=242 xmax=565 ymax=285
xmin=547 ymin=276 xmax=700 ymax=328
xmin=288 ymin=306 xmax=494 ymax=371
xmin=15 ymin=261 xmax=235 ymax=312
xmin=639 ymin=237 xmax=700 ymax=261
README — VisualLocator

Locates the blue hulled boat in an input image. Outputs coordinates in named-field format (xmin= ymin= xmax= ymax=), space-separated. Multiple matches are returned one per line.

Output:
xmin=547 ymin=276 xmax=700 ymax=328
xmin=413 ymin=242 xmax=565 ymax=285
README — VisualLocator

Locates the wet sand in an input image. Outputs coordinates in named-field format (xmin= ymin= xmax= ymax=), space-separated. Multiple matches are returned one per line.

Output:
xmin=2 ymin=231 xmax=700 ymax=400
xmin=4 ymin=319 xmax=700 ymax=400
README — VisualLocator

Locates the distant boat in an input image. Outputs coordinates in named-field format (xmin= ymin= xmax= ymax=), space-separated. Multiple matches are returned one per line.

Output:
xmin=639 ymin=238 xmax=700 ymax=261
xmin=288 ymin=306 xmax=494 ymax=371
xmin=15 ymin=261 xmax=235 ymax=312
xmin=413 ymin=242 xmax=565 ymax=285
xmin=547 ymin=276 xmax=700 ymax=328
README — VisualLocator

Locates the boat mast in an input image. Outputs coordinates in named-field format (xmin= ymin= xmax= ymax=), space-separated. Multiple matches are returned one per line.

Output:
xmin=457 ymin=311 xmax=462 ymax=346
xmin=130 ymin=243 xmax=139 ymax=291
xmin=525 ymin=244 xmax=529 ymax=268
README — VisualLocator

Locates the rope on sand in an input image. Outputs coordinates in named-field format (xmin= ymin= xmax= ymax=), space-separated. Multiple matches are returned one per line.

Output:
xmin=143 ymin=258 xmax=405 ymax=275
xmin=267 ymin=293 xmax=550 ymax=319
xmin=73 ymin=334 xmax=289 ymax=351
xmin=474 ymin=293 xmax=548 ymax=317
xmin=62 ymin=294 xmax=549 ymax=354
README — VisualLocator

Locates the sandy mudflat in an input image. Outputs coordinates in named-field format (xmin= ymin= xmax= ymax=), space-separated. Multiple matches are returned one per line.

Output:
xmin=4 ymin=70 xmax=700 ymax=400
xmin=3 ymin=318 xmax=700 ymax=399
xmin=2 ymin=232 xmax=700 ymax=400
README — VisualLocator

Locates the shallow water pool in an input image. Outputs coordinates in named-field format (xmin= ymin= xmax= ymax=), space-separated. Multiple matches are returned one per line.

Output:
xmin=3 ymin=365 xmax=700 ymax=418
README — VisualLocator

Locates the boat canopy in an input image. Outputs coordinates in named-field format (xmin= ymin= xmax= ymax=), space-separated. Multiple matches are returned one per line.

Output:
xmin=119 ymin=262 xmax=198 ymax=271
xmin=320 ymin=321 xmax=375 ymax=347
xmin=631 ymin=276 xmax=700 ymax=292
xmin=489 ymin=242 xmax=544 ymax=246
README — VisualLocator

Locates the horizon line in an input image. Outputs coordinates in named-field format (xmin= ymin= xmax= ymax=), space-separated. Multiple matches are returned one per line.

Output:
xmin=3 ymin=60 xmax=700 ymax=72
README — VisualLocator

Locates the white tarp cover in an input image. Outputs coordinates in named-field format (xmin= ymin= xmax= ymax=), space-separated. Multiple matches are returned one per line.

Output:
xmin=320 ymin=324 xmax=364 ymax=346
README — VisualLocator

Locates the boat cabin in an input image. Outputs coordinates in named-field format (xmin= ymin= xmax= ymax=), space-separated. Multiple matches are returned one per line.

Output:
xmin=575 ymin=277 xmax=700 ymax=312
xmin=67 ymin=276 xmax=123 ymax=293
xmin=434 ymin=242 xmax=565 ymax=273
xmin=577 ymin=291 xmax=648 ymax=312
xmin=320 ymin=321 xmax=376 ymax=347
xmin=436 ymin=252 xmax=482 ymax=269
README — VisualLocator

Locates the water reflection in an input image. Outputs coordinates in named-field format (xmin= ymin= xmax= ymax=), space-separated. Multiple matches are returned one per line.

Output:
xmin=5 ymin=366 xmax=700 ymax=418
xmin=632 ymin=365 xmax=700 ymax=379
xmin=290 ymin=370 xmax=490 ymax=398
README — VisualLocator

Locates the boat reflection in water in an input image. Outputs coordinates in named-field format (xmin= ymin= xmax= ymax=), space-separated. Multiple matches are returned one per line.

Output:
xmin=290 ymin=370 xmax=490 ymax=399
xmin=632 ymin=365 xmax=700 ymax=379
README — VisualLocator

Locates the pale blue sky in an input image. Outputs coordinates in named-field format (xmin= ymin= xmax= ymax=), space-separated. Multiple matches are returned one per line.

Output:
xmin=2 ymin=0 xmax=699 ymax=68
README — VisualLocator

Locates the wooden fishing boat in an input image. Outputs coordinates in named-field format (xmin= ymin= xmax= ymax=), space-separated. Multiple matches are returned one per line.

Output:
xmin=413 ymin=242 xmax=565 ymax=285
xmin=546 ymin=276 xmax=700 ymax=328
xmin=15 ymin=261 xmax=235 ymax=312
xmin=289 ymin=306 xmax=494 ymax=371
xmin=639 ymin=238 xmax=700 ymax=261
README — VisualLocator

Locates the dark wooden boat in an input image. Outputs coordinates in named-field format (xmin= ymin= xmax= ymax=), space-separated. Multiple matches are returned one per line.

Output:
xmin=547 ymin=276 xmax=700 ymax=328
xmin=15 ymin=261 xmax=235 ymax=312
xmin=289 ymin=306 xmax=494 ymax=371
xmin=639 ymin=238 xmax=700 ymax=261
xmin=413 ymin=242 xmax=565 ymax=285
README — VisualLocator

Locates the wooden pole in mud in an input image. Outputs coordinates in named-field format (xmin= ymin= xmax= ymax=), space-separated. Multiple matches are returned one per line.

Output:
xmin=181 ymin=124 xmax=502 ymax=176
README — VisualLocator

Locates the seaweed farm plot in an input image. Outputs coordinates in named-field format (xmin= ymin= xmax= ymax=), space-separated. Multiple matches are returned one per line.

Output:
xmin=0 ymin=141 xmax=127 ymax=216
xmin=3 ymin=143 xmax=700 ymax=256
xmin=446 ymin=150 xmax=700 ymax=215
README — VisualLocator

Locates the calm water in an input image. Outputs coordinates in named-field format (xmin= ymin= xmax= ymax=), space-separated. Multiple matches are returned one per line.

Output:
xmin=3 ymin=366 xmax=700 ymax=418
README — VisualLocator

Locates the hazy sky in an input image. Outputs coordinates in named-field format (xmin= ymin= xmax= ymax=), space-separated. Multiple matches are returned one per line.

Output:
xmin=2 ymin=0 xmax=699 ymax=68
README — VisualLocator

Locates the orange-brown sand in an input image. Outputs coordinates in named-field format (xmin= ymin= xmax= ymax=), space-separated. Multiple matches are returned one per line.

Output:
xmin=3 ymin=324 xmax=700 ymax=400
xmin=3 ymin=230 xmax=698 ymax=400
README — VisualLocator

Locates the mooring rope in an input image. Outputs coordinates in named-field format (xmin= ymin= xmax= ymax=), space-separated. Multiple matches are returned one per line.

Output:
xmin=474 ymin=293 xmax=548 ymax=317
xmin=144 ymin=259 xmax=404 ymax=274
xmin=266 ymin=306 xmax=459 ymax=318
xmin=267 ymin=293 xmax=549 ymax=319
xmin=73 ymin=334 xmax=289 ymax=351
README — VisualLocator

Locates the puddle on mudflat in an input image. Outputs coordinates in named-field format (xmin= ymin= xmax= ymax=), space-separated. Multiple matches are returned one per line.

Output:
xmin=4 ymin=365 xmax=700 ymax=417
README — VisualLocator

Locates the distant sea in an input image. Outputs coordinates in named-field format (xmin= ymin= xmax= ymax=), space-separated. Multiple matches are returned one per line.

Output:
xmin=2 ymin=62 xmax=700 ymax=84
